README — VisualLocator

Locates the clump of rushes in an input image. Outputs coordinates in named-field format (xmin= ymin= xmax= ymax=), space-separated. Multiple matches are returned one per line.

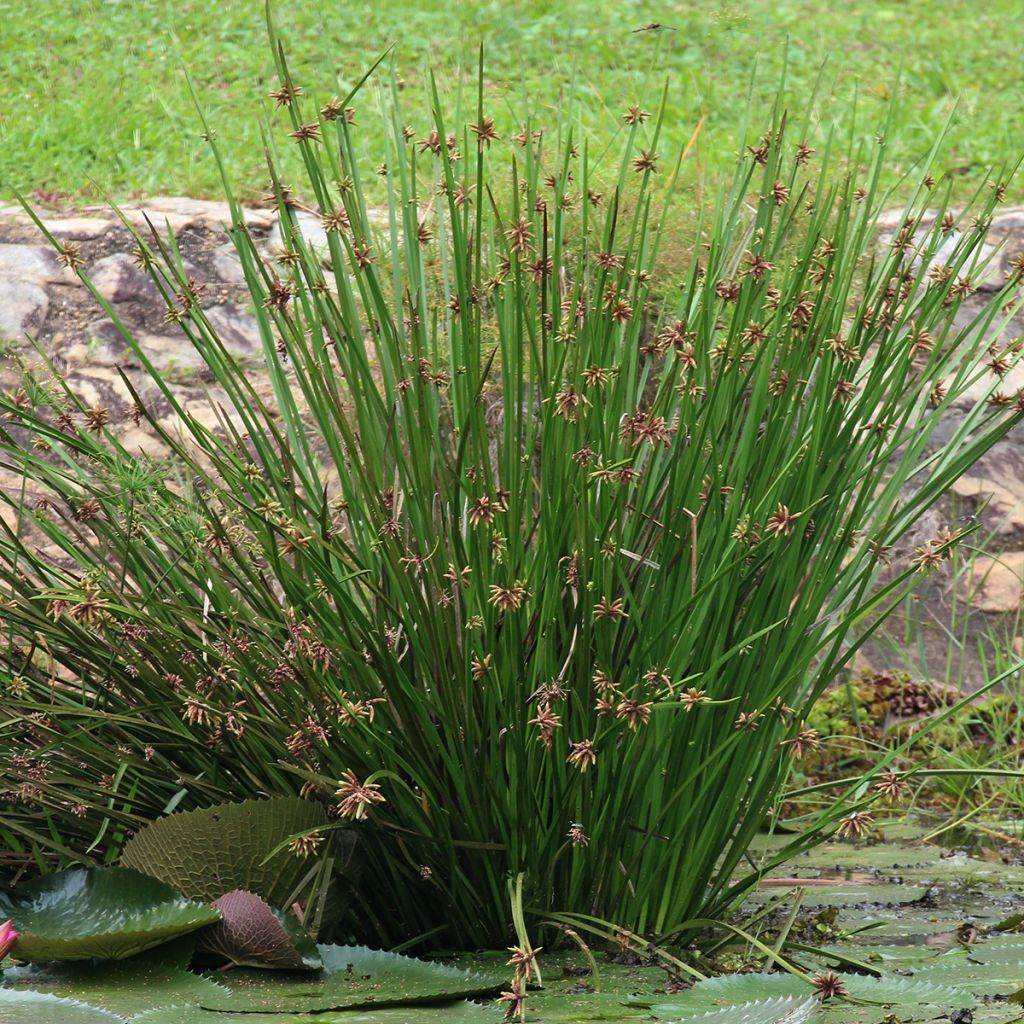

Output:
xmin=1 ymin=16 xmax=1022 ymax=949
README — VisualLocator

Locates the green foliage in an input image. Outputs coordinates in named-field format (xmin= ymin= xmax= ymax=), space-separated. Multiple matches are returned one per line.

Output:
xmin=0 ymin=989 xmax=122 ymax=1024
xmin=631 ymin=974 xmax=973 ymax=1015
xmin=119 ymin=797 xmax=334 ymax=909
xmin=196 ymin=889 xmax=321 ymax=970
xmin=3 ymin=819 xmax=1019 ymax=1023
xmin=659 ymin=998 xmax=817 ymax=1024
xmin=0 ymin=868 xmax=220 ymax=962
xmin=1 ymin=942 xmax=229 ymax=1017
xmin=1 ymin=13 xmax=1022 ymax=950
xmin=198 ymin=944 xmax=504 ymax=1012
xmin=131 ymin=1003 xmax=499 ymax=1023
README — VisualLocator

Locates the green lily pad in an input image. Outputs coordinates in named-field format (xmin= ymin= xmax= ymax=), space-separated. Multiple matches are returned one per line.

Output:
xmin=683 ymin=997 xmax=818 ymax=1024
xmin=792 ymin=843 xmax=937 ymax=872
xmin=196 ymin=889 xmax=321 ymax=969
xmin=131 ymin=1000 xmax=497 ymax=1023
xmin=199 ymin=943 xmax=504 ymax=1013
xmin=846 ymin=908 xmax=966 ymax=940
xmin=964 ymin=936 xmax=1024 ymax=961
xmin=0 ymin=988 xmax=124 ymax=1023
xmin=629 ymin=972 xmax=972 ymax=1016
xmin=120 ymin=797 xmax=333 ymax=908
xmin=525 ymin=990 xmax=657 ymax=1022
xmin=1 ymin=942 xmax=228 ymax=1016
xmin=748 ymin=884 xmax=929 ymax=909
xmin=0 ymin=868 xmax=220 ymax=962
xmin=910 ymin=955 xmax=1024 ymax=995
xmin=813 ymin=943 xmax=939 ymax=967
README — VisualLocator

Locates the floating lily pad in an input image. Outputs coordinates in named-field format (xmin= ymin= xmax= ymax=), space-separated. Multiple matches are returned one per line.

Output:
xmin=685 ymin=997 xmax=818 ymax=1024
xmin=629 ymin=972 xmax=972 ymax=1016
xmin=910 ymin=955 xmax=1024 ymax=995
xmin=793 ymin=843 xmax=937 ymax=872
xmin=0 ymin=868 xmax=220 ymax=962
xmin=812 ymin=943 xmax=939 ymax=968
xmin=0 ymin=988 xmax=124 ymax=1023
xmin=848 ymin=908 xmax=965 ymax=940
xmin=1 ymin=942 xmax=227 ymax=1016
xmin=748 ymin=884 xmax=929 ymax=909
xmin=199 ymin=943 xmax=504 ymax=1013
xmin=132 ymin=1000 xmax=497 ymax=1023
xmin=196 ymin=890 xmax=321 ymax=969
xmin=120 ymin=797 xmax=332 ymax=908
xmin=964 ymin=936 xmax=1024 ymax=961
xmin=525 ymin=990 xmax=656 ymax=1022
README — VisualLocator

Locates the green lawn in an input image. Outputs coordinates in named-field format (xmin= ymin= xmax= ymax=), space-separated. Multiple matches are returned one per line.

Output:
xmin=1 ymin=0 xmax=1022 ymax=205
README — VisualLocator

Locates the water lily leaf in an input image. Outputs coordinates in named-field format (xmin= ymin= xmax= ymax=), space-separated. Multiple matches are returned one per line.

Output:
xmin=0 ymin=988 xmax=124 ymax=1023
xmin=629 ymin=972 xmax=972 ymax=1016
xmin=911 ymin=956 xmax=1024 ymax=996
xmin=813 ymin=944 xmax=938 ymax=968
xmin=846 ymin=977 xmax=972 ymax=1006
xmin=1 ymin=941 xmax=228 ymax=1016
xmin=525 ymin=989 xmax=655 ymax=1022
xmin=748 ymin=884 xmax=929 ymax=909
xmin=683 ymin=996 xmax=819 ymax=1024
xmin=196 ymin=889 xmax=321 ymax=969
xmin=131 ymin=1000 xmax=496 ymax=1023
xmin=850 ymin=908 xmax=968 ymax=940
xmin=120 ymin=797 xmax=332 ymax=908
xmin=0 ymin=868 xmax=220 ymax=962
xmin=793 ymin=843 xmax=938 ymax=872
xmin=199 ymin=943 xmax=504 ymax=1012
xmin=965 ymin=936 xmax=1024 ymax=962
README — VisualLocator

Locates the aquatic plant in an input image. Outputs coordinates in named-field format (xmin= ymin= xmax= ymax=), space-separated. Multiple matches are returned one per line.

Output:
xmin=1 ymin=13 xmax=1021 ymax=948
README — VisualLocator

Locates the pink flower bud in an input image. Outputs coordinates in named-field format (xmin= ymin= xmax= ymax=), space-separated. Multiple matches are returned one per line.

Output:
xmin=0 ymin=919 xmax=18 ymax=960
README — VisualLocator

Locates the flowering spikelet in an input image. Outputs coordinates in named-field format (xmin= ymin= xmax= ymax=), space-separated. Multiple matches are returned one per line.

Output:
xmin=528 ymin=704 xmax=561 ymax=748
xmin=289 ymin=122 xmax=321 ymax=143
xmin=765 ymin=503 xmax=798 ymax=538
xmin=594 ymin=597 xmax=627 ymax=620
xmin=680 ymin=688 xmax=710 ymax=711
xmin=566 ymin=739 xmax=597 ymax=771
xmin=468 ymin=496 xmax=497 ymax=526
xmin=500 ymin=977 xmax=527 ymax=1022
xmin=552 ymin=385 xmax=590 ymax=421
xmin=616 ymin=698 xmax=652 ymax=730
xmin=567 ymin=822 xmax=589 ymax=847
xmin=489 ymin=582 xmax=528 ymax=611
xmin=470 ymin=115 xmax=499 ymax=147
xmin=812 ymin=972 xmax=848 ymax=1001
xmin=322 ymin=207 xmax=349 ymax=233
xmin=781 ymin=725 xmax=820 ymax=759
xmin=506 ymin=942 xmax=541 ymax=979
xmin=505 ymin=218 xmax=533 ymax=255
xmin=289 ymin=832 xmax=325 ymax=857
xmin=269 ymin=83 xmax=301 ymax=108
xmin=56 ymin=242 xmax=83 ymax=271
xmin=874 ymin=769 xmax=906 ymax=802
xmin=632 ymin=150 xmax=658 ymax=174
xmin=83 ymin=406 xmax=109 ymax=434
xmin=335 ymin=769 xmax=385 ymax=820
xmin=837 ymin=809 xmax=874 ymax=839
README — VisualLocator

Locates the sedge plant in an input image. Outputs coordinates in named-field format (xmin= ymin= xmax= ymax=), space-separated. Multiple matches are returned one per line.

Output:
xmin=2 ymin=20 xmax=1024 ymax=948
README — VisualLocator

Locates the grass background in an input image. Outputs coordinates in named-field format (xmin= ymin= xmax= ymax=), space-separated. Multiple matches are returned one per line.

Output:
xmin=1 ymin=0 xmax=1022 ymax=206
